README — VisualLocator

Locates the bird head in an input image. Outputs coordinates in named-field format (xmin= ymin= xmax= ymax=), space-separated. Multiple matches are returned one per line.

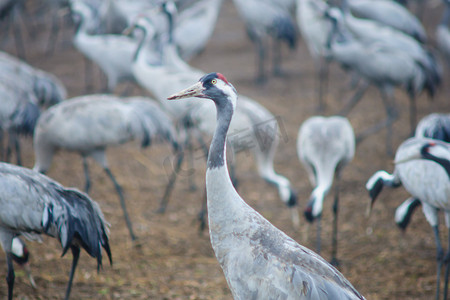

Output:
xmin=168 ymin=72 xmax=237 ymax=111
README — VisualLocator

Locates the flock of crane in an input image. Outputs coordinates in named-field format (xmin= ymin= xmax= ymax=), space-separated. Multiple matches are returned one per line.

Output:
xmin=0 ymin=0 xmax=449 ymax=299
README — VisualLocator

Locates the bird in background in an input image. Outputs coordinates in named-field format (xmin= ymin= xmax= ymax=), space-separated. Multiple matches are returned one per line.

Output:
xmin=415 ymin=113 xmax=450 ymax=143
xmin=232 ymin=0 xmax=297 ymax=84
xmin=168 ymin=72 xmax=365 ymax=299
xmin=366 ymin=137 xmax=450 ymax=300
xmin=0 ymin=162 xmax=112 ymax=300
xmin=33 ymin=94 xmax=179 ymax=241
xmin=297 ymin=115 xmax=355 ymax=265
xmin=324 ymin=5 xmax=440 ymax=154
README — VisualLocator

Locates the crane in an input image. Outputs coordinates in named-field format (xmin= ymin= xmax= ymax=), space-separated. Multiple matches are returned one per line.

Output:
xmin=70 ymin=1 xmax=139 ymax=92
xmin=129 ymin=13 xmax=298 ymax=226
xmin=232 ymin=0 xmax=297 ymax=84
xmin=167 ymin=72 xmax=365 ymax=300
xmin=297 ymin=115 xmax=355 ymax=265
xmin=366 ymin=137 xmax=450 ymax=300
xmin=33 ymin=95 xmax=179 ymax=241
xmin=296 ymin=0 xmax=333 ymax=112
xmin=346 ymin=0 xmax=427 ymax=43
xmin=0 ymin=162 xmax=111 ymax=300
xmin=324 ymin=7 xmax=440 ymax=154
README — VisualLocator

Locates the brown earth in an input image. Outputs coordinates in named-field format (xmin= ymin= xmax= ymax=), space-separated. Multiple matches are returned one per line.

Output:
xmin=0 ymin=1 xmax=449 ymax=299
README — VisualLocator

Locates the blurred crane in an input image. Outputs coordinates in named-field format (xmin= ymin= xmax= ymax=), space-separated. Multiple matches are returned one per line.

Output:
xmin=296 ymin=0 xmax=333 ymax=112
xmin=130 ymin=13 xmax=299 ymax=227
xmin=366 ymin=137 xmax=450 ymax=300
xmin=70 ymin=1 xmax=139 ymax=92
xmin=232 ymin=0 xmax=297 ymax=84
xmin=33 ymin=95 xmax=179 ymax=241
xmin=0 ymin=162 xmax=111 ymax=300
xmin=415 ymin=113 xmax=450 ymax=142
xmin=347 ymin=0 xmax=427 ymax=43
xmin=297 ymin=115 xmax=355 ymax=265
xmin=325 ymin=7 xmax=440 ymax=154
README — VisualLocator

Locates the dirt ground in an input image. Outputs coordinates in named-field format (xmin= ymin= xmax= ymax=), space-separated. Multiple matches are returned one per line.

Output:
xmin=0 ymin=0 xmax=449 ymax=299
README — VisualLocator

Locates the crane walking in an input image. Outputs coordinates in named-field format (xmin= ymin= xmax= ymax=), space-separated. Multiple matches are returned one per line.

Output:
xmin=0 ymin=162 xmax=112 ymax=300
xmin=167 ymin=72 xmax=365 ymax=299
xmin=297 ymin=116 xmax=355 ymax=265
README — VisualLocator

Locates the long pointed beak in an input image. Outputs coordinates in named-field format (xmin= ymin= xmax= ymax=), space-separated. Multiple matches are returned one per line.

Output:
xmin=122 ymin=25 xmax=135 ymax=36
xmin=167 ymin=82 xmax=205 ymax=100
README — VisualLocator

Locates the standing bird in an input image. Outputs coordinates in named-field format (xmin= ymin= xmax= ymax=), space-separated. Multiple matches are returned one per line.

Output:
xmin=347 ymin=0 xmax=427 ymax=43
xmin=297 ymin=116 xmax=355 ymax=265
xmin=33 ymin=95 xmax=178 ymax=241
xmin=232 ymin=0 xmax=297 ymax=84
xmin=167 ymin=72 xmax=365 ymax=299
xmin=366 ymin=137 xmax=450 ymax=300
xmin=0 ymin=162 xmax=112 ymax=300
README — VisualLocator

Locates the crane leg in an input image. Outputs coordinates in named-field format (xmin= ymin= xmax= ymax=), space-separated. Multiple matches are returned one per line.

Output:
xmin=46 ymin=11 xmax=60 ymax=54
xmin=409 ymin=96 xmax=417 ymax=137
xmin=104 ymin=167 xmax=137 ymax=241
xmin=433 ymin=225 xmax=444 ymax=300
xmin=316 ymin=216 xmax=322 ymax=255
xmin=82 ymin=157 xmax=91 ymax=194
xmin=157 ymin=150 xmax=184 ymax=214
xmin=317 ymin=59 xmax=330 ymax=113
xmin=198 ymin=188 xmax=207 ymax=233
xmin=272 ymin=39 xmax=283 ymax=77
xmin=255 ymin=36 xmax=266 ymax=85
xmin=64 ymin=246 xmax=80 ymax=300
xmin=11 ymin=8 xmax=26 ymax=61
xmin=331 ymin=173 xmax=341 ymax=267
xmin=338 ymin=81 xmax=369 ymax=116
xmin=443 ymin=228 xmax=450 ymax=300
xmin=6 ymin=253 xmax=15 ymax=300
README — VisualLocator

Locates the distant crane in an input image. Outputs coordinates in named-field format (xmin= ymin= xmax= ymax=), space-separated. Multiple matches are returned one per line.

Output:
xmin=129 ymin=13 xmax=299 ymax=226
xmin=168 ymin=72 xmax=365 ymax=300
xmin=347 ymin=0 xmax=427 ymax=42
xmin=232 ymin=0 xmax=297 ymax=84
xmin=0 ymin=162 xmax=111 ymax=300
xmin=70 ymin=1 xmax=139 ymax=92
xmin=297 ymin=115 xmax=355 ymax=265
xmin=366 ymin=137 xmax=450 ymax=300
xmin=33 ymin=95 xmax=179 ymax=241
xmin=325 ymin=7 xmax=440 ymax=154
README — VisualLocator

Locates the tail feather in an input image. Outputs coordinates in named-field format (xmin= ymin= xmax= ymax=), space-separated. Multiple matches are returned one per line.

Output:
xmin=45 ymin=186 xmax=112 ymax=268
xmin=272 ymin=16 xmax=297 ymax=49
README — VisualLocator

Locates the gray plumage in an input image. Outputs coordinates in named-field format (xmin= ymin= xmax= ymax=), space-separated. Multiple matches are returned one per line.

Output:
xmin=297 ymin=116 xmax=355 ymax=264
xmin=366 ymin=137 xmax=450 ymax=299
xmin=415 ymin=113 xmax=450 ymax=142
xmin=168 ymin=72 xmax=365 ymax=300
xmin=33 ymin=94 xmax=178 ymax=241
xmin=347 ymin=0 xmax=427 ymax=43
xmin=436 ymin=0 xmax=450 ymax=68
xmin=0 ymin=162 xmax=111 ymax=300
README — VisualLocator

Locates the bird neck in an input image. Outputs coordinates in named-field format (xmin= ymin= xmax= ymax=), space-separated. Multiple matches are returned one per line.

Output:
xmin=423 ymin=152 xmax=450 ymax=179
xmin=207 ymin=99 xmax=233 ymax=170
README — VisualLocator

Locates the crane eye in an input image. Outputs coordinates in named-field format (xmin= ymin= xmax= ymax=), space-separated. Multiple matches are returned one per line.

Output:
xmin=211 ymin=79 xmax=217 ymax=85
